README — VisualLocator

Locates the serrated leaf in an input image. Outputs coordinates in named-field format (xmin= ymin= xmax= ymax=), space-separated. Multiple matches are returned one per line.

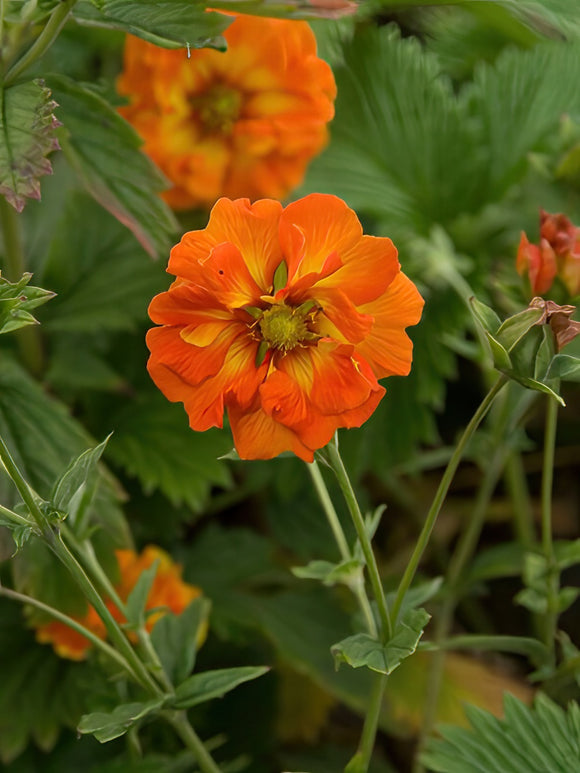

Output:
xmin=40 ymin=192 xmax=165 ymax=333
xmin=150 ymin=597 xmax=210 ymax=684
xmin=125 ymin=560 xmax=159 ymax=630
xmin=331 ymin=608 xmax=431 ymax=676
xmin=424 ymin=692 xmax=580 ymax=773
xmin=107 ymin=393 xmax=232 ymax=511
xmin=173 ymin=666 xmax=269 ymax=709
xmin=0 ymin=273 xmax=55 ymax=334
xmin=50 ymin=436 xmax=110 ymax=527
xmin=292 ymin=559 xmax=363 ymax=587
xmin=0 ymin=79 xmax=59 ymax=211
xmin=46 ymin=75 xmax=178 ymax=258
xmin=74 ymin=0 xmax=230 ymax=49
xmin=78 ymin=698 xmax=164 ymax=743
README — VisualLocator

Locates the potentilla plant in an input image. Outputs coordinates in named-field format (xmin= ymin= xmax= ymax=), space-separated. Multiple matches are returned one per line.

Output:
xmin=2 ymin=1 xmax=580 ymax=772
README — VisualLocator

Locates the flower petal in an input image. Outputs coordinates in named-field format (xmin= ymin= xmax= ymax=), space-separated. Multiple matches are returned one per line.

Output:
xmin=356 ymin=272 xmax=425 ymax=379
xmin=228 ymin=403 xmax=315 ymax=461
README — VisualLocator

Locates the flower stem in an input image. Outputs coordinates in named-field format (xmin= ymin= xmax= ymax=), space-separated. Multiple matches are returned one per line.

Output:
xmin=345 ymin=674 xmax=387 ymax=773
xmin=505 ymin=451 xmax=535 ymax=550
xmin=0 ymin=502 xmax=37 ymax=530
xmin=326 ymin=439 xmax=393 ymax=642
xmin=0 ymin=583 xmax=131 ymax=672
xmin=166 ymin=711 xmax=222 ymax=773
xmin=4 ymin=0 xmax=77 ymax=85
xmin=390 ymin=374 xmax=508 ymax=625
xmin=307 ymin=460 xmax=377 ymax=637
xmin=541 ymin=392 xmax=559 ymax=656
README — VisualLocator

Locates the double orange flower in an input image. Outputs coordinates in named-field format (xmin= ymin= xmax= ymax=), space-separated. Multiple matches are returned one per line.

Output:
xmin=117 ymin=15 xmax=336 ymax=210
xmin=147 ymin=194 xmax=424 ymax=461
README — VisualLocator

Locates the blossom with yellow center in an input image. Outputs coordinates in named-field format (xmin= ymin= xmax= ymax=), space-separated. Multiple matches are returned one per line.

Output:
xmin=146 ymin=194 xmax=424 ymax=461
xmin=116 ymin=15 xmax=336 ymax=210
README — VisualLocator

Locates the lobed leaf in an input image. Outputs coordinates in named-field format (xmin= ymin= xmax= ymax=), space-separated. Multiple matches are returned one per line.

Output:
xmin=331 ymin=608 xmax=431 ymax=676
xmin=46 ymin=76 xmax=178 ymax=258
xmin=0 ymin=79 xmax=59 ymax=212
xmin=150 ymin=597 xmax=211 ymax=684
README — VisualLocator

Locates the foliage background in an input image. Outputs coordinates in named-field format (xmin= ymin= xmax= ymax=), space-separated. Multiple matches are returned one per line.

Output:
xmin=1 ymin=1 xmax=580 ymax=771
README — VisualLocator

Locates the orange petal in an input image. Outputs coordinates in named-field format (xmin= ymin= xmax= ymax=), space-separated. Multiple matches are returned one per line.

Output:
xmin=280 ymin=194 xmax=362 ymax=280
xmin=314 ymin=235 xmax=400 ymax=305
xmin=356 ymin=272 xmax=424 ymax=379
xmin=148 ymin=281 xmax=232 ymax=327
xmin=228 ymin=403 xmax=315 ymax=461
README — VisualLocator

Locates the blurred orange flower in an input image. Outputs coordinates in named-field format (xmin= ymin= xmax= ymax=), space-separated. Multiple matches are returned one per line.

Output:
xmin=147 ymin=194 xmax=424 ymax=462
xmin=35 ymin=546 xmax=202 ymax=661
xmin=517 ymin=210 xmax=580 ymax=297
xmin=117 ymin=15 xmax=336 ymax=210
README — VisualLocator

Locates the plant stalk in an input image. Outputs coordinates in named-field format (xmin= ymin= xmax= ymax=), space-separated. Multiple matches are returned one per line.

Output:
xmin=167 ymin=712 xmax=222 ymax=773
xmin=541 ymin=392 xmax=559 ymax=656
xmin=326 ymin=439 xmax=393 ymax=642
xmin=391 ymin=374 xmax=508 ymax=625
xmin=4 ymin=0 xmax=77 ymax=85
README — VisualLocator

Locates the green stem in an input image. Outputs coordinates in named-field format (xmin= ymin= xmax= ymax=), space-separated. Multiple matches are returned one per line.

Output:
xmin=326 ymin=439 xmax=392 ymax=642
xmin=505 ymin=451 xmax=535 ymax=550
xmin=391 ymin=374 xmax=508 ymax=625
xmin=346 ymin=674 xmax=387 ymax=773
xmin=0 ymin=434 xmax=46 ymax=534
xmin=308 ymin=460 xmax=377 ymax=636
xmin=0 ymin=583 xmax=131 ymax=672
xmin=167 ymin=712 xmax=222 ymax=773
xmin=541 ymin=393 xmax=559 ymax=655
xmin=0 ymin=197 xmax=44 ymax=375
xmin=308 ymin=460 xmax=351 ymax=561
xmin=4 ymin=0 xmax=77 ymax=85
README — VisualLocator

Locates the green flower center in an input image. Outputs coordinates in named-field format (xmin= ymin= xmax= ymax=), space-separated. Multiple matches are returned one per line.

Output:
xmin=259 ymin=304 xmax=311 ymax=352
xmin=193 ymin=84 xmax=242 ymax=134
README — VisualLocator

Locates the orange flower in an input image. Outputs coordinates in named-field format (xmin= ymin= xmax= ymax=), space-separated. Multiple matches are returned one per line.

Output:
xmin=34 ymin=546 xmax=202 ymax=661
xmin=147 ymin=194 xmax=424 ymax=462
xmin=116 ymin=15 xmax=336 ymax=210
xmin=517 ymin=210 xmax=580 ymax=297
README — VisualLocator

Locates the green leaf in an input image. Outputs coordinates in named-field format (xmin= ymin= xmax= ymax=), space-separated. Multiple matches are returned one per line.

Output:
xmin=0 ymin=79 xmax=59 ymax=212
xmin=548 ymin=353 xmax=580 ymax=382
xmin=150 ymin=597 xmax=210 ymax=684
xmin=496 ymin=307 xmax=545 ymax=352
xmin=485 ymin=332 xmax=513 ymax=372
xmin=40 ymin=192 xmax=165 ymax=333
xmin=107 ymin=392 xmax=233 ymax=511
xmin=331 ymin=608 xmax=431 ymax=676
xmin=46 ymin=75 xmax=178 ymax=258
xmin=0 ymin=273 xmax=55 ymax=334
xmin=423 ymin=692 xmax=580 ymax=773
xmin=554 ymin=539 xmax=580 ymax=570
xmin=74 ymin=0 xmax=230 ymax=49
xmin=469 ymin=297 xmax=501 ymax=336
xmin=386 ymin=577 xmax=443 ymax=618
xmin=436 ymin=634 xmax=550 ymax=667
xmin=292 ymin=559 xmax=364 ymax=587
xmin=466 ymin=542 xmax=526 ymax=584
xmin=50 ymin=436 xmax=110 ymax=527
xmin=124 ymin=560 xmax=159 ymax=630
xmin=510 ymin=374 xmax=565 ymax=405
xmin=78 ymin=698 xmax=165 ymax=743
xmin=172 ymin=666 xmax=270 ymax=709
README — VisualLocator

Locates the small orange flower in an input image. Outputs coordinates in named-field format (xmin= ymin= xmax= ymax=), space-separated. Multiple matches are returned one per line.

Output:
xmin=517 ymin=210 xmax=580 ymax=297
xmin=117 ymin=15 xmax=336 ymax=210
xmin=34 ymin=546 xmax=202 ymax=660
xmin=147 ymin=194 xmax=424 ymax=462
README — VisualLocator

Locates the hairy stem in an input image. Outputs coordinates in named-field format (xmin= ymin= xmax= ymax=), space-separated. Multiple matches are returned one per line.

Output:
xmin=326 ymin=439 xmax=392 ymax=642
xmin=391 ymin=374 xmax=508 ymax=625
xmin=4 ymin=0 xmax=77 ymax=85
xmin=541 ymin=393 xmax=559 ymax=657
